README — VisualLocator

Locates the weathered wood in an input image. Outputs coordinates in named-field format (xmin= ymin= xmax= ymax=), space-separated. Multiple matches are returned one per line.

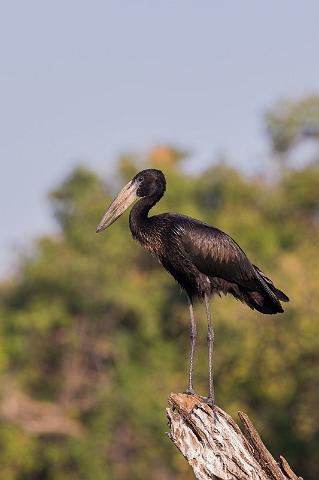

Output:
xmin=166 ymin=393 xmax=302 ymax=480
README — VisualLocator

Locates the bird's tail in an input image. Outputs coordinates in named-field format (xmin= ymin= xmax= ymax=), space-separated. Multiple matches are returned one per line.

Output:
xmin=243 ymin=265 xmax=289 ymax=315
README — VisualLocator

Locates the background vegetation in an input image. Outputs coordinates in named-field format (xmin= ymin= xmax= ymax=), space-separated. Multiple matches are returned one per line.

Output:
xmin=0 ymin=96 xmax=318 ymax=479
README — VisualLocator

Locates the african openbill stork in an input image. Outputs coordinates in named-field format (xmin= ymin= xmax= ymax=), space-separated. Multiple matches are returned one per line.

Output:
xmin=96 ymin=169 xmax=289 ymax=406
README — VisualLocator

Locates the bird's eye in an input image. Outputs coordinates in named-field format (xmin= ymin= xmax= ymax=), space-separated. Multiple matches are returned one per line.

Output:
xmin=137 ymin=176 xmax=144 ymax=184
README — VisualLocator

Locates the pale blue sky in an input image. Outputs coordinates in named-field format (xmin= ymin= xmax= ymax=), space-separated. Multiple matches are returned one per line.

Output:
xmin=1 ymin=1 xmax=318 ymax=276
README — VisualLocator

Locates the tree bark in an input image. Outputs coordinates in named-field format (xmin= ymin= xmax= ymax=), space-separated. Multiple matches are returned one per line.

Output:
xmin=166 ymin=393 xmax=302 ymax=480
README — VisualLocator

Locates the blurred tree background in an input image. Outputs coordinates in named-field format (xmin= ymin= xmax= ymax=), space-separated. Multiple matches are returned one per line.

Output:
xmin=0 ymin=96 xmax=318 ymax=480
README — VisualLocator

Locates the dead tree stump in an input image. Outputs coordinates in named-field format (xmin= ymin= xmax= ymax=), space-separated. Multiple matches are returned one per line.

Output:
xmin=166 ymin=393 xmax=302 ymax=480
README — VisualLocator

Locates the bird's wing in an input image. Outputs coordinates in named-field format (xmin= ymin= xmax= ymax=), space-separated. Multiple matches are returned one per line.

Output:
xmin=177 ymin=219 xmax=259 ymax=288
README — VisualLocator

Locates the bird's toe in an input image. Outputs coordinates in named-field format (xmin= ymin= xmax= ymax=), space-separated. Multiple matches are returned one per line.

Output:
xmin=204 ymin=396 xmax=215 ymax=408
xmin=184 ymin=388 xmax=195 ymax=395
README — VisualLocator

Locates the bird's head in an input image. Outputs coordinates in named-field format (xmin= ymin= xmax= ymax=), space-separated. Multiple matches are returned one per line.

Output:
xmin=96 ymin=169 xmax=166 ymax=232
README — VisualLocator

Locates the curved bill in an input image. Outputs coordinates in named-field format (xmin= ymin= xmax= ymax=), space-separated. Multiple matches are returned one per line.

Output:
xmin=96 ymin=180 xmax=138 ymax=233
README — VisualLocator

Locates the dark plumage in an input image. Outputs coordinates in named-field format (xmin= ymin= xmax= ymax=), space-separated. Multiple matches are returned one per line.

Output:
xmin=96 ymin=168 xmax=289 ymax=405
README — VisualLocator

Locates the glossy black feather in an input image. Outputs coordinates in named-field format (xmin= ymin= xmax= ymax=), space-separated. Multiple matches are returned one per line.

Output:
xmin=127 ymin=169 xmax=289 ymax=314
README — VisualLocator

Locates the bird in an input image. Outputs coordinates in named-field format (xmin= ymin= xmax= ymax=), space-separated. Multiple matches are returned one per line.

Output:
xmin=96 ymin=168 xmax=289 ymax=406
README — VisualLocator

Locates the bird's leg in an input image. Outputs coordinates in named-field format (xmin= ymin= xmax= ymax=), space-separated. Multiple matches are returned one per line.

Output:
xmin=186 ymin=297 xmax=197 ymax=395
xmin=204 ymin=294 xmax=215 ymax=407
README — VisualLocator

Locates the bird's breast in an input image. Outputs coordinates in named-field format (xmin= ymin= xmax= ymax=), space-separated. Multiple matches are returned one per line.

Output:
xmin=132 ymin=227 xmax=164 ymax=257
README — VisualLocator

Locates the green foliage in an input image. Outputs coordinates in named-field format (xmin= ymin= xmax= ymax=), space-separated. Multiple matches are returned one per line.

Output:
xmin=265 ymin=94 xmax=319 ymax=155
xmin=0 ymin=118 xmax=319 ymax=479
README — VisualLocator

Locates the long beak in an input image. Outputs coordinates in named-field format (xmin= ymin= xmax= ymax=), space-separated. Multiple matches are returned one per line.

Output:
xmin=96 ymin=180 xmax=138 ymax=233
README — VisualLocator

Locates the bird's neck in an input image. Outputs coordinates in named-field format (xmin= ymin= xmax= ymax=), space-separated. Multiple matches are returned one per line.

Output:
xmin=129 ymin=194 xmax=161 ymax=241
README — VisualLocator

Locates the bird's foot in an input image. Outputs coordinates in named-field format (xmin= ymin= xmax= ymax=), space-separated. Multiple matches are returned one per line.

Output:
xmin=203 ymin=396 xmax=218 ymax=423
xmin=203 ymin=395 xmax=215 ymax=408
xmin=184 ymin=388 xmax=195 ymax=396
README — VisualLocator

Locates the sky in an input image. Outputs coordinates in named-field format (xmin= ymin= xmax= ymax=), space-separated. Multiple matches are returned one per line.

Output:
xmin=1 ymin=1 xmax=318 ymax=277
